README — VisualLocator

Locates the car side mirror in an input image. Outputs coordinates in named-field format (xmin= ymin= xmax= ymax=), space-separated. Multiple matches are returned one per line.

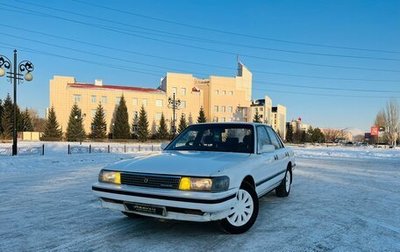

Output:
xmin=259 ymin=144 xmax=275 ymax=153
xmin=160 ymin=143 xmax=168 ymax=150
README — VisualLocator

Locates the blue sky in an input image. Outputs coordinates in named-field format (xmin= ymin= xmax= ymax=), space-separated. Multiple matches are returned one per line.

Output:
xmin=0 ymin=0 xmax=399 ymax=131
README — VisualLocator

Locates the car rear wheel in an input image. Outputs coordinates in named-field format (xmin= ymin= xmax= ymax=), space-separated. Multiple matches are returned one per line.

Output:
xmin=276 ymin=168 xmax=291 ymax=197
xmin=219 ymin=183 xmax=259 ymax=234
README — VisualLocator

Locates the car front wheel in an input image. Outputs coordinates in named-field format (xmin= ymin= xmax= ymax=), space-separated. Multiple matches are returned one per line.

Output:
xmin=219 ymin=183 xmax=259 ymax=234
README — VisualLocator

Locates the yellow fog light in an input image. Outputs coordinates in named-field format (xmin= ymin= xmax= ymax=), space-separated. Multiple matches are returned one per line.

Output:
xmin=179 ymin=177 xmax=191 ymax=190
xmin=99 ymin=170 xmax=121 ymax=185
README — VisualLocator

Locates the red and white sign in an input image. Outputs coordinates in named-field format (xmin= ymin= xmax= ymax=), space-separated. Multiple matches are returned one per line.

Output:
xmin=370 ymin=126 xmax=379 ymax=136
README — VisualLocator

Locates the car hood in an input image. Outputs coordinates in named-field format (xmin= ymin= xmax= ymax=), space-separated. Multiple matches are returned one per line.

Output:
xmin=106 ymin=151 xmax=251 ymax=177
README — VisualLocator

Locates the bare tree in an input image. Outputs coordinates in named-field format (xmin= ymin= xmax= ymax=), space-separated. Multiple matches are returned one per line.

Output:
xmin=384 ymin=99 xmax=400 ymax=146
xmin=374 ymin=109 xmax=386 ymax=143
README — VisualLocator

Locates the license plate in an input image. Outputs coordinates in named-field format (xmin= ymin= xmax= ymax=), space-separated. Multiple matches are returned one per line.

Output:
xmin=124 ymin=202 xmax=166 ymax=216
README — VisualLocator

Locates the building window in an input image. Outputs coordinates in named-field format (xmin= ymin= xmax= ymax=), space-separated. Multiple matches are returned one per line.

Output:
xmin=155 ymin=113 xmax=162 ymax=121
xmin=101 ymin=96 xmax=107 ymax=104
xmin=91 ymin=95 xmax=96 ymax=103
xmin=115 ymin=97 xmax=121 ymax=105
xmin=181 ymin=101 xmax=186 ymax=108
xmin=142 ymin=99 xmax=148 ymax=106
xmin=132 ymin=98 xmax=138 ymax=106
xmin=221 ymin=106 xmax=226 ymax=112
xmin=215 ymin=90 xmax=219 ymax=95
xmin=222 ymin=90 xmax=226 ymax=95
xmin=156 ymin=99 xmax=163 ymax=107
xmin=181 ymin=88 xmax=186 ymax=96
xmin=214 ymin=105 xmax=219 ymax=112
xmin=228 ymin=91 xmax=233 ymax=95
xmin=227 ymin=106 xmax=233 ymax=113
xmin=172 ymin=87 xmax=177 ymax=94
xmin=213 ymin=117 xmax=218 ymax=122
xmin=91 ymin=109 xmax=96 ymax=118
xmin=221 ymin=117 xmax=226 ymax=122
xmin=73 ymin=94 xmax=81 ymax=103
xmin=260 ymin=107 xmax=264 ymax=112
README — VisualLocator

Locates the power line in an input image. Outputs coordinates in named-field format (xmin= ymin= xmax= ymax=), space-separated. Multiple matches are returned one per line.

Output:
xmin=2 ymin=23 xmax=399 ymax=83
xmin=3 ymin=30 xmax=400 ymax=95
xmin=1 ymin=43 xmax=398 ymax=100
xmin=253 ymin=81 xmax=398 ymax=93
xmin=2 ymin=4 xmax=400 ymax=73
xmin=13 ymin=0 xmax=400 ymax=62
xmin=70 ymin=0 xmax=400 ymax=55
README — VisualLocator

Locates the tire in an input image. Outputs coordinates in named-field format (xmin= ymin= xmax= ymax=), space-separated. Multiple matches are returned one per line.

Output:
xmin=276 ymin=168 xmax=292 ymax=197
xmin=219 ymin=182 xmax=259 ymax=234
xmin=121 ymin=211 xmax=141 ymax=218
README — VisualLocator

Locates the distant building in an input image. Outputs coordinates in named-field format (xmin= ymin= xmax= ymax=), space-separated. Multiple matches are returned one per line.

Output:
xmin=271 ymin=105 xmax=287 ymax=139
xmin=287 ymin=117 xmax=310 ymax=133
xmin=49 ymin=62 xmax=287 ymax=136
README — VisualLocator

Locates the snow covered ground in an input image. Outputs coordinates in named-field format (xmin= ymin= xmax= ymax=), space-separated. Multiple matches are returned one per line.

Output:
xmin=0 ymin=145 xmax=399 ymax=251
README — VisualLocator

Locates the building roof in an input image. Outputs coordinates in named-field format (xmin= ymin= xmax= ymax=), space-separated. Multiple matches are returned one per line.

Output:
xmin=67 ymin=82 xmax=165 ymax=94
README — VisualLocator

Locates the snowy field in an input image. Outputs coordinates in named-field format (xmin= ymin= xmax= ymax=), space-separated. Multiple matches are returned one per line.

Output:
xmin=1 ymin=145 xmax=400 ymax=251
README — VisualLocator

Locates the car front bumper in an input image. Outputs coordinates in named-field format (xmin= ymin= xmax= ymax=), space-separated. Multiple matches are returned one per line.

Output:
xmin=92 ymin=183 xmax=238 ymax=222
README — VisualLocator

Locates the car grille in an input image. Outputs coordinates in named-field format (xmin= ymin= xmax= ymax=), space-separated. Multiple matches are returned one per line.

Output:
xmin=120 ymin=172 xmax=181 ymax=189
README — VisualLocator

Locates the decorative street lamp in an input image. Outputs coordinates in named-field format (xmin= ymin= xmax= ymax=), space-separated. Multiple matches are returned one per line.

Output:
xmin=168 ymin=93 xmax=181 ymax=137
xmin=0 ymin=50 xmax=34 ymax=156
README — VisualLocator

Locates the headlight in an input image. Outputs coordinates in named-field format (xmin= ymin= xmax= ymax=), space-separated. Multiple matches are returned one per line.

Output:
xmin=179 ymin=176 xmax=229 ymax=192
xmin=99 ymin=170 xmax=121 ymax=184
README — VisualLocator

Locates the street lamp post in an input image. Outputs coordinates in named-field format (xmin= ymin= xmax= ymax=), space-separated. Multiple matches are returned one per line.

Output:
xmin=0 ymin=50 xmax=34 ymax=156
xmin=168 ymin=93 xmax=181 ymax=137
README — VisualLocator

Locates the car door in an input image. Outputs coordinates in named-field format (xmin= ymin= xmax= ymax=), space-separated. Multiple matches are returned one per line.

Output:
xmin=253 ymin=125 xmax=281 ymax=197
xmin=265 ymin=126 xmax=288 ymax=183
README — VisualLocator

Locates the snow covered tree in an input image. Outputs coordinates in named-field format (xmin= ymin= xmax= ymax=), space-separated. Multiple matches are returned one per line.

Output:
xmin=19 ymin=108 xmax=33 ymax=132
xmin=66 ymin=104 xmax=86 ymax=142
xmin=137 ymin=105 xmax=149 ymax=142
xmin=383 ymin=99 xmax=400 ymax=146
xmin=178 ymin=113 xmax=187 ymax=133
xmin=157 ymin=113 xmax=169 ymax=139
xmin=41 ymin=106 xmax=63 ymax=141
xmin=91 ymin=103 xmax=107 ymax=139
xmin=1 ymin=94 xmax=13 ymax=139
xmin=112 ymin=95 xmax=130 ymax=139
xmin=197 ymin=107 xmax=207 ymax=123
xmin=253 ymin=109 xmax=262 ymax=123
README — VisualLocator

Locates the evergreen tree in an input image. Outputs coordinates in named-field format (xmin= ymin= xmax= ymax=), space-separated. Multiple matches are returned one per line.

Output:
xmin=0 ymin=99 xmax=3 ymax=135
xmin=131 ymin=112 xmax=139 ymax=139
xmin=286 ymin=124 xmax=294 ymax=143
xmin=306 ymin=126 xmax=314 ymax=143
xmin=197 ymin=107 xmax=207 ymax=123
xmin=41 ymin=106 xmax=63 ymax=141
xmin=20 ymin=108 xmax=34 ymax=131
xmin=301 ymin=130 xmax=307 ymax=143
xmin=188 ymin=113 xmax=193 ymax=125
xmin=157 ymin=113 xmax=169 ymax=139
xmin=137 ymin=105 xmax=149 ymax=142
xmin=1 ymin=94 xmax=13 ymax=139
xmin=112 ymin=95 xmax=130 ymax=139
xmin=311 ymin=127 xmax=325 ymax=143
xmin=66 ymin=104 xmax=86 ymax=142
xmin=253 ymin=109 xmax=262 ymax=123
xmin=91 ymin=103 xmax=107 ymax=139
xmin=178 ymin=113 xmax=187 ymax=133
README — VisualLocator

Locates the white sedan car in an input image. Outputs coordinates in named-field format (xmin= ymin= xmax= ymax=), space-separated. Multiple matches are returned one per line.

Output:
xmin=92 ymin=122 xmax=295 ymax=233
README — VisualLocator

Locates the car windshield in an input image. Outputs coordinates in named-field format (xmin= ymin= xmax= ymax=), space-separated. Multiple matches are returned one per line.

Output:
xmin=166 ymin=124 xmax=254 ymax=153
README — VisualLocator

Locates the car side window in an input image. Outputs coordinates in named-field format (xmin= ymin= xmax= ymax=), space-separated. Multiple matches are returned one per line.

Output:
xmin=266 ymin=127 xmax=283 ymax=149
xmin=256 ymin=126 xmax=272 ymax=153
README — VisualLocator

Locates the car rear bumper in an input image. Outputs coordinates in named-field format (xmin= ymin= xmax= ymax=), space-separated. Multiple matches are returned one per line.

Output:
xmin=92 ymin=183 xmax=237 ymax=222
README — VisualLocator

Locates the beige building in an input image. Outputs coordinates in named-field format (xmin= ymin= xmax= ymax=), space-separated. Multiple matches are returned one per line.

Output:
xmin=49 ymin=62 xmax=287 ymax=137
